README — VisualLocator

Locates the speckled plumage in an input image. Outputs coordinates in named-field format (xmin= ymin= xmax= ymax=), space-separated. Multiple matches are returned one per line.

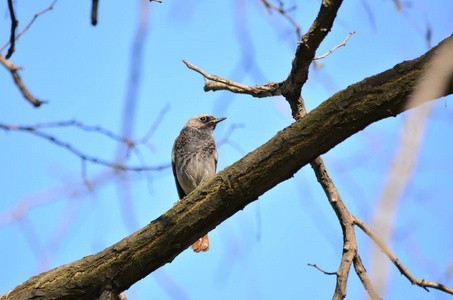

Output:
xmin=171 ymin=114 xmax=226 ymax=252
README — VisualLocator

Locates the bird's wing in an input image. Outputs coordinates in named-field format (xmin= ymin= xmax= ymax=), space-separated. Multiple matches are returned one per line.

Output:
xmin=214 ymin=145 xmax=218 ymax=171
xmin=171 ymin=147 xmax=187 ymax=200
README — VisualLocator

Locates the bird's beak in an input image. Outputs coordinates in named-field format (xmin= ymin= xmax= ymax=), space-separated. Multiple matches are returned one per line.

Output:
xmin=214 ymin=117 xmax=227 ymax=124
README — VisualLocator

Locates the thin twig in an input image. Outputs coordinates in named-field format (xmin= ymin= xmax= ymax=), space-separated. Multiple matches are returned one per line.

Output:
xmin=308 ymin=263 xmax=338 ymax=276
xmin=6 ymin=0 xmax=18 ymax=59
xmin=313 ymin=31 xmax=356 ymax=60
xmin=29 ymin=120 xmax=132 ymax=144
xmin=260 ymin=0 xmax=302 ymax=39
xmin=353 ymin=216 xmax=453 ymax=295
xmin=137 ymin=104 xmax=170 ymax=143
xmin=0 ymin=0 xmax=58 ymax=53
xmin=0 ymin=1 xmax=56 ymax=107
xmin=0 ymin=123 xmax=170 ymax=172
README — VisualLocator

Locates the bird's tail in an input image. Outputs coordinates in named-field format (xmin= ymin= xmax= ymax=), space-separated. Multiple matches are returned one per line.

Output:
xmin=192 ymin=234 xmax=209 ymax=252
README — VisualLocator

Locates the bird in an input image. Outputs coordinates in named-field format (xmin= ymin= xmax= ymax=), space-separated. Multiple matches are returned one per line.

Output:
xmin=171 ymin=114 xmax=226 ymax=252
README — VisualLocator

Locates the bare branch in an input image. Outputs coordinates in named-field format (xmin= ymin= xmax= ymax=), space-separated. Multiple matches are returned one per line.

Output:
xmin=137 ymin=104 xmax=170 ymax=143
xmin=91 ymin=0 xmax=99 ymax=26
xmin=370 ymin=35 xmax=453 ymax=293
xmin=5 ymin=0 xmax=18 ymax=59
xmin=182 ymin=59 xmax=282 ymax=97
xmin=308 ymin=263 xmax=337 ymax=276
xmin=0 ymin=122 xmax=170 ymax=172
xmin=0 ymin=0 xmax=58 ymax=54
xmin=353 ymin=216 xmax=453 ymax=295
xmin=281 ymin=0 xmax=343 ymax=105
xmin=260 ymin=0 xmax=302 ymax=39
xmin=353 ymin=254 xmax=382 ymax=300
xmin=0 ymin=0 xmax=57 ymax=107
xmin=313 ymin=31 xmax=356 ymax=60
xmin=310 ymin=157 xmax=356 ymax=300
xmin=0 ymin=55 xmax=46 ymax=107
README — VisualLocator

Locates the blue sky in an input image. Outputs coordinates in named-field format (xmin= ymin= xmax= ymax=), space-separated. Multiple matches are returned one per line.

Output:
xmin=1 ymin=0 xmax=453 ymax=299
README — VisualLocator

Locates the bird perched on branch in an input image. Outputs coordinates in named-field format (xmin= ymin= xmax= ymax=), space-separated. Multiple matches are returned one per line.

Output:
xmin=171 ymin=114 xmax=226 ymax=252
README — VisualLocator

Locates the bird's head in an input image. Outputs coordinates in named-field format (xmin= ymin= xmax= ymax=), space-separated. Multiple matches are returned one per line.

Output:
xmin=185 ymin=114 xmax=227 ymax=131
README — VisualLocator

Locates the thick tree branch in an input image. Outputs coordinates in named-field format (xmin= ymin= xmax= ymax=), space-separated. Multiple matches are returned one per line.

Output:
xmin=2 ymin=35 xmax=453 ymax=300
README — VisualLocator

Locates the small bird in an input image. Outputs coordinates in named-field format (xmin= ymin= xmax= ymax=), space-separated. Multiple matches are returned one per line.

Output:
xmin=172 ymin=114 xmax=226 ymax=252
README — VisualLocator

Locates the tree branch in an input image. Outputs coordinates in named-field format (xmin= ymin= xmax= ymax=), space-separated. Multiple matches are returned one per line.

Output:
xmin=353 ymin=216 xmax=453 ymax=295
xmin=309 ymin=157 xmax=357 ymax=300
xmin=0 ymin=122 xmax=170 ymax=172
xmin=5 ymin=0 xmax=18 ymax=59
xmin=2 ymin=34 xmax=452 ymax=300
xmin=91 ymin=0 xmax=99 ymax=26
xmin=281 ymin=0 xmax=343 ymax=105
xmin=184 ymin=0 xmax=345 ymax=119
xmin=182 ymin=59 xmax=283 ymax=97
xmin=260 ymin=0 xmax=302 ymax=39
xmin=307 ymin=263 xmax=337 ymax=276
xmin=0 ymin=55 xmax=46 ymax=107
xmin=353 ymin=254 xmax=382 ymax=300
xmin=0 ymin=0 xmax=58 ymax=54
xmin=313 ymin=31 xmax=356 ymax=60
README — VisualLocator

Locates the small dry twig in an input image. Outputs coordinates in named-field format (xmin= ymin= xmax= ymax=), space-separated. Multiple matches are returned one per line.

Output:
xmin=0 ymin=0 xmax=58 ymax=54
xmin=313 ymin=31 xmax=356 ymax=60
xmin=0 ymin=122 xmax=170 ymax=173
xmin=260 ymin=0 xmax=302 ymax=39
xmin=182 ymin=59 xmax=282 ymax=98
xmin=308 ymin=263 xmax=337 ymax=276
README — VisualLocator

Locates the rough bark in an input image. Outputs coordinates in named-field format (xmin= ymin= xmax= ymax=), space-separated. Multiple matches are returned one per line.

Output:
xmin=2 ymin=34 xmax=452 ymax=300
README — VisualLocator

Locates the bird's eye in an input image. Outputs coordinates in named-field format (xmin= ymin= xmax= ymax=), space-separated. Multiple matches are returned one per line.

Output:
xmin=200 ymin=116 xmax=208 ymax=122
